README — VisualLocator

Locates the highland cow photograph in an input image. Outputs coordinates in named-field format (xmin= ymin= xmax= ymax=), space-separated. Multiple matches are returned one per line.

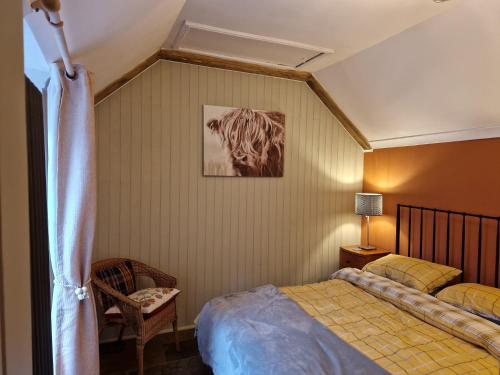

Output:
xmin=203 ymin=105 xmax=285 ymax=177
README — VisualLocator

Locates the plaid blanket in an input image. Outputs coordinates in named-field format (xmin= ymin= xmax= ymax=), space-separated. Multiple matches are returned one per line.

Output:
xmin=281 ymin=268 xmax=500 ymax=374
xmin=333 ymin=268 xmax=500 ymax=360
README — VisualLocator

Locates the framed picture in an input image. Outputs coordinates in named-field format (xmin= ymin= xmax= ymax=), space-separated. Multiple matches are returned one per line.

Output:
xmin=203 ymin=105 xmax=285 ymax=177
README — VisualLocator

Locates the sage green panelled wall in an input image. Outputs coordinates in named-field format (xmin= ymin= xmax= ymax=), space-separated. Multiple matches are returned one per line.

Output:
xmin=94 ymin=60 xmax=363 ymax=326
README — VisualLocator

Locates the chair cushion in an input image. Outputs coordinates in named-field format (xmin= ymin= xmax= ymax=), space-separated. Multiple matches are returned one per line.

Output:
xmin=105 ymin=287 xmax=180 ymax=316
xmin=96 ymin=260 xmax=136 ymax=310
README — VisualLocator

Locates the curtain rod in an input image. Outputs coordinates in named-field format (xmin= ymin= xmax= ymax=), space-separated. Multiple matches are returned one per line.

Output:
xmin=31 ymin=0 xmax=76 ymax=79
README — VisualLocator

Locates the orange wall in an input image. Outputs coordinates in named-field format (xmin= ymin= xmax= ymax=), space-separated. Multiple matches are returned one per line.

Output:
xmin=363 ymin=138 xmax=500 ymax=283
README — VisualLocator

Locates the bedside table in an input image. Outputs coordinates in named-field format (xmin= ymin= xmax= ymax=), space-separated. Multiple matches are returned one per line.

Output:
xmin=339 ymin=245 xmax=391 ymax=270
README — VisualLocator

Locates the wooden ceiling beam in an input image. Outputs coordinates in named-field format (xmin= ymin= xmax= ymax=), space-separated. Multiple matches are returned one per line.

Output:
xmin=95 ymin=49 xmax=371 ymax=150
xmin=94 ymin=51 xmax=161 ymax=104
xmin=157 ymin=49 xmax=311 ymax=82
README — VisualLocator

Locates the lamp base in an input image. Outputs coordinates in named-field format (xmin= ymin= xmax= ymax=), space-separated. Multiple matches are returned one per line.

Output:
xmin=359 ymin=245 xmax=377 ymax=250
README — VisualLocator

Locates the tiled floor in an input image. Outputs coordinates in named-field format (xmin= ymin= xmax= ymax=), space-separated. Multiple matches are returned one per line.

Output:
xmin=100 ymin=329 xmax=213 ymax=375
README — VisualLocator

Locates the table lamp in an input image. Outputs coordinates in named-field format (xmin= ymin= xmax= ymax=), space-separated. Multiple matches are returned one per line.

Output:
xmin=355 ymin=193 xmax=383 ymax=250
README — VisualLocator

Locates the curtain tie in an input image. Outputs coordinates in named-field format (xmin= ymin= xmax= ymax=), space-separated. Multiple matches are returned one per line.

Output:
xmin=53 ymin=278 xmax=92 ymax=301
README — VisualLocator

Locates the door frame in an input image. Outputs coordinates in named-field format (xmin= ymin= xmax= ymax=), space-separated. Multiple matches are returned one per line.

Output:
xmin=0 ymin=2 xmax=33 ymax=374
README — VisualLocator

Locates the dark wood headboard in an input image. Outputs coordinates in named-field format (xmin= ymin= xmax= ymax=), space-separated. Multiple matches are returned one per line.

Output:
xmin=395 ymin=204 xmax=500 ymax=287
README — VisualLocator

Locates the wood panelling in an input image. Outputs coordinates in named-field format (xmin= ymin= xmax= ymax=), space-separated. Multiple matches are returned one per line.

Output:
xmin=94 ymin=60 xmax=364 ymax=326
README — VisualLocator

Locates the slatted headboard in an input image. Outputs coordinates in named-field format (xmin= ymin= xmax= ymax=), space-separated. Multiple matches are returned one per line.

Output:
xmin=395 ymin=204 xmax=500 ymax=287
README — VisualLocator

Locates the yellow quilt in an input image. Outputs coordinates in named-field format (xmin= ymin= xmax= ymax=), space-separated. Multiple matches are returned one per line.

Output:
xmin=281 ymin=269 xmax=500 ymax=374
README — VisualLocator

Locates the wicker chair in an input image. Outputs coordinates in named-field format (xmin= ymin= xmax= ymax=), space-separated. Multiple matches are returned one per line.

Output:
xmin=91 ymin=258 xmax=180 ymax=375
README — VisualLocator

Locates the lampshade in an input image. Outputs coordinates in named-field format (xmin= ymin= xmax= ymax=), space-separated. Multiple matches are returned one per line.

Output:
xmin=355 ymin=193 xmax=383 ymax=216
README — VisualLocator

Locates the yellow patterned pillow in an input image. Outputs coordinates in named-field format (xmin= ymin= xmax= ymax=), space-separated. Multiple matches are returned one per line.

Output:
xmin=436 ymin=283 xmax=500 ymax=321
xmin=362 ymin=254 xmax=461 ymax=294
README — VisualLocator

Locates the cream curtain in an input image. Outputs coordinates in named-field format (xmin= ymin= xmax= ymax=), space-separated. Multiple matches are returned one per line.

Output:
xmin=47 ymin=63 xmax=99 ymax=374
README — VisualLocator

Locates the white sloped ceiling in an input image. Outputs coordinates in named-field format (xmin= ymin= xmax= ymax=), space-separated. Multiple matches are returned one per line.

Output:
xmin=316 ymin=0 xmax=500 ymax=148
xmin=24 ymin=0 xmax=185 ymax=92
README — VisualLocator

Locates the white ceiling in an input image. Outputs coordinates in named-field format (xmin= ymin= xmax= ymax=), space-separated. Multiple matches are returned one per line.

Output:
xmin=316 ymin=0 xmax=500 ymax=148
xmin=165 ymin=0 xmax=457 ymax=71
xmin=173 ymin=21 xmax=335 ymax=69
xmin=24 ymin=0 xmax=500 ymax=149
xmin=24 ymin=0 xmax=185 ymax=92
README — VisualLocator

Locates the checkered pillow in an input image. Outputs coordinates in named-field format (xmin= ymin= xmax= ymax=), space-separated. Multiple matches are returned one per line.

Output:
xmin=437 ymin=283 xmax=500 ymax=322
xmin=96 ymin=260 xmax=136 ymax=310
xmin=362 ymin=254 xmax=461 ymax=294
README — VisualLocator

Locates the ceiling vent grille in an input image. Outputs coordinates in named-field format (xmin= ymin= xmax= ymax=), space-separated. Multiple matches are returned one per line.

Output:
xmin=173 ymin=21 xmax=334 ymax=69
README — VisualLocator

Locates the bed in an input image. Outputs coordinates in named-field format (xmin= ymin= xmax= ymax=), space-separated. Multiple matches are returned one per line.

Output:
xmin=196 ymin=205 xmax=500 ymax=374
